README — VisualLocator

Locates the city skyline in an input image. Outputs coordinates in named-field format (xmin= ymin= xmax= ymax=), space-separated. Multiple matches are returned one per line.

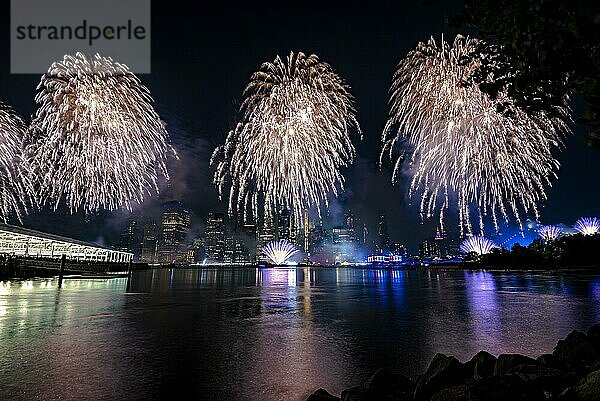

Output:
xmin=114 ymin=200 xmax=596 ymax=266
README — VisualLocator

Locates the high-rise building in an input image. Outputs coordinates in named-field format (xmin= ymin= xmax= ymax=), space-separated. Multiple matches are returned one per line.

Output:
xmin=257 ymin=214 xmax=276 ymax=261
xmin=277 ymin=208 xmax=294 ymax=242
xmin=231 ymin=237 xmax=252 ymax=264
xmin=204 ymin=212 xmax=225 ymax=262
xmin=224 ymin=233 xmax=235 ymax=264
xmin=345 ymin=211 xmax=355 ymax=230
xmin=377 ymin=212 xmax=390 ymax=253
xmin=331 ymin=211 xmax=359 ymax=263
xmin=430 ymin=229 xmax=459 ymax=259
xmin=445 ymin=238 xmax=461 ymax=259
xmin=332 ymin=227 xmax=355 ymax=244
xmin=186 ymin=238 xmax=203 ymax=264
xmin=334 ymin=211 xmax=357 ymax=244
xmin=140 ymin=221 xmax=158 ymax=264
xmin=392 ymin=242 xmax=407 ymax=256
xmin=309 ymin=224 xmax=326 ymax=250
xmin=307 ymin=223 xmax=335 ymax=264
xmin=158 ymin=201 xmax=191 ymax=264
xmin=238 ymin=223 xmax=257 ymax=263
xmin=303 ymin=209 xmax=309 ymax=252
xmin=419 ymin=239 xmax=441 ymax=260
xmin=117 ymin=216 xmax=143 ymax=261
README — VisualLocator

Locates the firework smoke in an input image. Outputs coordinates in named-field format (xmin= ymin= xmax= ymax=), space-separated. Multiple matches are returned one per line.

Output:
xmin=26 ymin=53 xmax=175 ymax=214
xmin=381 ymin=35 xmax=570 ymax=235
xmin=212 ymin=51 xmax=360 ymax=224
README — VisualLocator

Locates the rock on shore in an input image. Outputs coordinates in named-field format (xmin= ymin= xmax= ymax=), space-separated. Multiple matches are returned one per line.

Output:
xmin=306 ymin=324 xmax=600 ymax=401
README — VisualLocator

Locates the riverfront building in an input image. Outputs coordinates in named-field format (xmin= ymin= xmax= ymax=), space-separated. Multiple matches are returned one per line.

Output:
xmin=204 ymin=212 xmax=225 ymax=262
xmin=158 ymin=201 xmax=191 ymax=264
xmin=140 ymin=221 xmax=159 ymax=264
xmin=0 ymin=223 xmax=132 ymax=262
xmin=117 ymin=217 xmax=143 ymax=261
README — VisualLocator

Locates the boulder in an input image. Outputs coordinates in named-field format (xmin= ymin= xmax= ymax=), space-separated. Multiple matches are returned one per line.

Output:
xmin=431 ymin=385 xmax=468 ymax=401
xmin=553 ymin=330 xmax=597 ymax=371
xmin=494 ymin=354 xmax=537 ymax=376
xmin=361 ymin=368 xmax=391 ymax=389
xmin=587 ymin=324 xmax=600 ymax=351
xmin=557 ymin=386 xmax=576 ymax=400
xmin=575 ymin=369 xmax=600 ymax=401
xmin=414 ymin=354 xmax=466 ymax=401
xmin=307 ymin=388 xmax=340 ymax=401
xmin=466 ymin=375 xmax=545 ymax=401
xmin=465 ymin=351 xmax=497 ymax=379
xmin=340 ymin=386 xmax=399 ymax=401
xmin=590 ymin=359 xmax=600 ymax=372
xmin=360 ymin=368 xmax=414 ymax=400
xmin=340 ymin=380 xmax=412 ymax=401
xmin=340 ymin=386 xmax=366 ymax=401
xmin=537 ymin=353 xmax=566 ymax=370
xmin=511 ymin=363 xmax=573 ymax=395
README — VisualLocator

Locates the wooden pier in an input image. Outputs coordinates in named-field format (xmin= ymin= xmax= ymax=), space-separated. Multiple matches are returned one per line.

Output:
xmin=0 ymin=255 xmax=146 ymax=280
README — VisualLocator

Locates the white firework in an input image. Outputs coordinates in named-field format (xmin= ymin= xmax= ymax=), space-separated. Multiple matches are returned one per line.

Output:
xmin=381 ymin=35 xmax=570 ymax=236
xmin=25 ymin=52 xmax=175 ymax=214
xmin=574 ymin=217 xmax=600 ymax=236
xmin=262 ymin=239 xmax=299 ymax=265
xmin=538 ymin=225 xmax=562 ymax=241
xmin=0 ymin=102 xmax=32 ymax=222
xmin=460 ymin=236 xmax=497 ymax=255
xmin=212 ymin=51 xmax=360 ymax=225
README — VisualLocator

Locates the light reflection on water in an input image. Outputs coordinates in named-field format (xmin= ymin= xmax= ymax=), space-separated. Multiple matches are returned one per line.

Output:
xmin=1 ymin=268 xmax=600 ymax=401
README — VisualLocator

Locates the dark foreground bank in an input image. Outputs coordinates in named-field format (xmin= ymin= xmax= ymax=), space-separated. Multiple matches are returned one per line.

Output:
xmin=307 ymin=324 xmax=600 ymax=401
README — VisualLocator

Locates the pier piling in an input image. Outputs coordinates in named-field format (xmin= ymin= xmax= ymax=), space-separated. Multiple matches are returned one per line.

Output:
xmin=126 ymin=261 xmax=132 ymax=292
xmin=58 ymin=254 xmax=66 ymax=288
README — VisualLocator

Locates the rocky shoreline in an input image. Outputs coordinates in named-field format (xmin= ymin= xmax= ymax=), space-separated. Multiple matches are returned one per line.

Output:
xmin=307 ymin=324 xmax=600 ymax=401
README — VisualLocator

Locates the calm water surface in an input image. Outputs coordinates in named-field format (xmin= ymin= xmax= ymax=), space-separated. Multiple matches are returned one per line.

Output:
xmin=1 ymin=268 xmax=600 ymax=401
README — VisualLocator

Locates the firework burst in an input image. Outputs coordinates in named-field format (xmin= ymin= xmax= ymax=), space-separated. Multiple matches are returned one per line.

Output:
xmin=25 ymin=52 xmax=175 ymax=214
xmin=381 ymin=35 xmax=570 ymax=236
xmin=460 ymin=236 xmax=497 ymax=255
xmin=574 ymin=217 xmax=600 ymax=236
xmin=538 ymin=225 xmax=562 ymax=241
xmin=211 ymin=51 xmax=360 ymax=224
xmin=262 ymin=239 xmax=299 ymax=265
xmin=0 ymin=102 xmax=32 ymax=222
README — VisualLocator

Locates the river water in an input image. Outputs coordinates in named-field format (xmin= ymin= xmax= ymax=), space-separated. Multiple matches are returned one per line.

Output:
xmin=1 ymin=267 xmax=600 ymax=400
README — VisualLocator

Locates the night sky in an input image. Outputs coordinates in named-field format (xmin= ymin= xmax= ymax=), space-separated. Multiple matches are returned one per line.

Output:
xmin=0 ymin=1 xmax=598 ymax=251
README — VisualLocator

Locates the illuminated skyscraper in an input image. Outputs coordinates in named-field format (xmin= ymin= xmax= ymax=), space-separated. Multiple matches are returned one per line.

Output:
xmin=158 ymin=201 xmax=191 ymax=264
xmin=257 ymin=214 xmax=276 ymax=262
xmin=332 ymin=211 xmax=359 ymax=263
xmin=277 ymin=208 xmax=293 ymax=242
xmin=345 ymin=211 xmax=355 ymax=230
xmin=238 ymin=224 xmax=257 ymax=263
xmin=334 ymin=211 xmax=357 ymax=243
xmin=224 ymin=233 xmax=235 ymax=263
xmin=117 ymin=216 xmax=142 ymax=261
xmin=392 ymin=242 xmax=407 ymax=256
xmin=377 ymin=212 xmax=390 ymax=253
xmin=140 ymin=221 xmax=158 ymax=264
xmin=204 ymin=212 xmax=225 ymax=263
xmin=303 ymin=209 xmax=309 ymax=252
